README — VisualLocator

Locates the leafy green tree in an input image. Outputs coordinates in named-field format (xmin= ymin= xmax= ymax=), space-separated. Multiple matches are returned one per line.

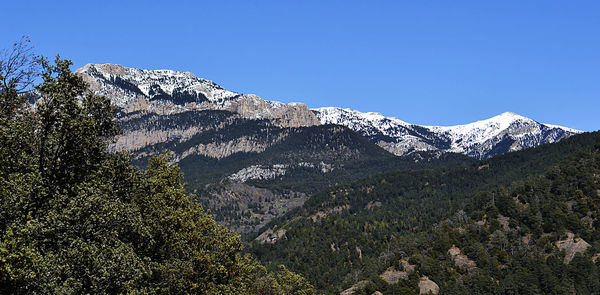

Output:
xmin=0 ymin=41 xmax=313 ymax=294
xmin=275 ymin=265 xmax=316 ymax=295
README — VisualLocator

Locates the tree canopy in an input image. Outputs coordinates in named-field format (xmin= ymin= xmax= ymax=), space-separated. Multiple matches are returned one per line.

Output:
xmin=0 ymin=40 xmax=314 ymax=294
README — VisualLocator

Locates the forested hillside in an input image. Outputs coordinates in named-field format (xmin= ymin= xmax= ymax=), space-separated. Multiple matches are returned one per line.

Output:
xmin=124 ymin=111 xmax=473 ymax=234
xmin=250 ymin=131 xmax=600 ymax=294
xmin=115 ymin=87 xmax=475 ymax=234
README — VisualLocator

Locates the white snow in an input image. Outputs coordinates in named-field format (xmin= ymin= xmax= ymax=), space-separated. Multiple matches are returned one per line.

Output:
xmin=313 ymin=107 xmax=581 ymax=158
xmin=76 ymin=64 xmax=311 ymax=119
xmin=542 ymin=123 xmax=581 ymax=133
xmin=77 ymin=63 xmax=241 ymax=109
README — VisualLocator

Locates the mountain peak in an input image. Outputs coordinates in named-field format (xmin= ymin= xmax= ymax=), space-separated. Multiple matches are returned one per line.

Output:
xmin=76 ymin=64 xmax=321 ymax=127
xmin=77 ymin=63 xmax=200 ymax=81
xmin=313 ymin=107 xmax=580 ymax=159
xmin=499 ymin=111 xmax=520 ymax=117
xmin=491 ymin=111 xmax=530 ymax=122
xmin=440 ymin=112 xmax=533 ymax=132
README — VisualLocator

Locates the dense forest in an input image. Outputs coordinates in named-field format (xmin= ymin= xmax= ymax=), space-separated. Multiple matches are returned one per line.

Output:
xmin=0 ymin=41 xmax=314 ymax=294
xmin=250 ymin=131 xmax=600 ymax=294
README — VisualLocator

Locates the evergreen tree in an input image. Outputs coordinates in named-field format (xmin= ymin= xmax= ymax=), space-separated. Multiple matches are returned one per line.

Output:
xmin=0 ymin=40 xmax=314 ymax=294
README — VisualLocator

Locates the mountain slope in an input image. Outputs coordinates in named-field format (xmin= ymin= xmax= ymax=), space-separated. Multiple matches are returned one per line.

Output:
xmin=313 ymin=107 xmax=581 ymax=159
xmin=128 ymin=114 xmax=474 ymax=233
xmin=74 ymin=63 xmax=581 ymax=235
xmin=249 ymin=131 xmax=599 ymax=293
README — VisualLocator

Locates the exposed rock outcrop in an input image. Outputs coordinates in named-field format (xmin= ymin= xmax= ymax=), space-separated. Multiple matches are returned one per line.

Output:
xmin=255 ymin=228 xmax=287 ymax=245
xmin=379 ymin=258 xmax=415 ymax=284
xmin=497 ymin=214 xmax=510 ymax=230
xmin=379 ymin=267 xmax=408 ymax=284
xmin=228 ymin=162 xmax=334 ymax=183
xmin=419 ymin=276 xmax=439 ymax=294
xmin=176 ymin=135 xmax=285 ymax=160
xmin=225 ymin=97 xmax=320 ymax=127
xmin=310 ymin=205 xmax=350 ymax=222
xmin=229 ymin=164 xmax=288 ymax=182
xmin=448 ymin=245 xmax=477 ymax=268
xmin=555 ymin=232 xmax=591 ymax=263
xmin=366 ymin=201 xmax=382 ymax=210
xmin=401 ymin=259 xmax=416 ymax=273
xmin=376 ymin=139 xmax=438 ymax=156
xmin=356 ymin=246 xmax=362 ymax=260
xmin=340 ymin=280 xmax=369 ymax=295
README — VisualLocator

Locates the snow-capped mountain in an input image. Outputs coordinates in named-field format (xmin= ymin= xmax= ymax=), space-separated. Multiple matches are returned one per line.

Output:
xmin=77 ymin=63 xmax=238 ymax=108
xmin=76 ymin=63 xmax=581 ymax=160
xmin=313 ymin=107 xmax=581 ymax=159
xmin=76 ymin=64 xmax=320 ymax=127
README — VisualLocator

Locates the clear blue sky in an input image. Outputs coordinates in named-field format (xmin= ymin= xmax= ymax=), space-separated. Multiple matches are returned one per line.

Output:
xmin=2 ymin=1 xmax=598 ymax=131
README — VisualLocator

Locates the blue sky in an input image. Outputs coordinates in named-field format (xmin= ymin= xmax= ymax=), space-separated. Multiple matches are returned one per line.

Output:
xmin=1 ymin=1 xmax=598 ymax=131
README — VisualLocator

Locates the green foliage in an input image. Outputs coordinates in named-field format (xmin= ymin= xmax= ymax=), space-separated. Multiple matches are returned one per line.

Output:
xmin=275 ymin=265 xmax=315 ymax=295
xmin=35 ymin=58 xmax=122 ymax=193
xmin=0 ymin=54 xmax=313 ymax=294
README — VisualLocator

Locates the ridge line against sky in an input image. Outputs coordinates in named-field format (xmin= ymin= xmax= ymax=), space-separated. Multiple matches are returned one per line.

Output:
xmin=1 ymin=1 xmax=598 ymax=131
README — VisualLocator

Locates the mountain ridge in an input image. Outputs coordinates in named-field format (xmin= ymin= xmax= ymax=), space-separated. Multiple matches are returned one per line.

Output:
xmin=313 ymin=107 xmax=580 ymax=158
xmin=76 ymin=63 xmax=581 ymax=160
xmin=76 ymin=63 xmax=321 ymax=128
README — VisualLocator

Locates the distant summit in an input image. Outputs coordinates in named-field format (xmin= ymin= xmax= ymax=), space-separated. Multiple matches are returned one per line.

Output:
xmin=312 ymin=108 xmax=580 ymax=159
